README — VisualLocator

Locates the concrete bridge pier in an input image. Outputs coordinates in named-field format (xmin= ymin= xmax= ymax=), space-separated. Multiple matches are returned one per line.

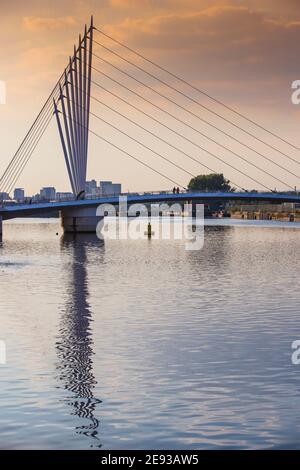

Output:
xmin=60 ymin=207 xmax=103 ymax=233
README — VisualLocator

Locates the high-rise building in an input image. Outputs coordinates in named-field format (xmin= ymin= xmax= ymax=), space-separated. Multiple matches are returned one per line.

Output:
xmin=99 ymin=181 xmax=122 ymax=196
xmin=85 ymin=180 xmax=97 ymax=196
xmin=112 ymin=183 xmax=122 ymax=195
xmin=56 ymin=192 xmax=73 ymax=201
xmin=40 ymin=187 xmax=56 ymax=201
xmin=0 ymin=192 xmax=10 ymax=201
xmin=14 ymin=188 xmax=25 ymax=202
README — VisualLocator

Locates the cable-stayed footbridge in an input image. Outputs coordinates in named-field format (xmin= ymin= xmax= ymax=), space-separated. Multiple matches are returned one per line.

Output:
xmin=1 ymin=16 xmax=300 ymax=236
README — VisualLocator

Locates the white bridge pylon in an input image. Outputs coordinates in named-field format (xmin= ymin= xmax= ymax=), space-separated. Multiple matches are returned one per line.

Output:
xmin=54 ymin=17 xmax=94 ymax=199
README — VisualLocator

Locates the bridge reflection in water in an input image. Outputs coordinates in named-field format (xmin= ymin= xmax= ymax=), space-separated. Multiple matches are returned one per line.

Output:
xmin=56 ymin=233 xmax=103 ymax=448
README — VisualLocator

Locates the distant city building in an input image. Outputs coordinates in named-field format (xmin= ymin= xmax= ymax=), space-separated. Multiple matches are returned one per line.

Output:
xmin=40 ymin=187 xmax=56 ymax=201
xmin=12 ymin=181 xmax=122 ymax=202
xmin=14 ymin=188 xmax=25 ymax=202
xmin=56 ymin=192 xmax=73 ymax=201
xmin=84 ymin=180 xmax=122 ymax=197
xmin=85 ymin=180 xmax=98 ymax=196
xmin=0 ymin=192 xmax=10 ymax=201
xmin=99 ymin=181 xmax=122 ymax=196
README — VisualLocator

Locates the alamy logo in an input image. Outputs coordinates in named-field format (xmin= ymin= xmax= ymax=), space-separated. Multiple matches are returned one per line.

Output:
xmin=291 ymin=340 xmax=300 ymax=365
xmin=0 ymin=341 xmax=6 ymax=365
xmin=291 ymin=80 xmax=300 ymax=105
xmin=0 ymin=81 xmax=6 ymax=105
xmin=96 ymin=196 xmax=205 ymax=251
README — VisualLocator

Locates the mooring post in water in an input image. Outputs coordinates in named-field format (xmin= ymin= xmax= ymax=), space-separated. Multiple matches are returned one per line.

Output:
xmin=0 ymin=216 xmax=2 ymax=241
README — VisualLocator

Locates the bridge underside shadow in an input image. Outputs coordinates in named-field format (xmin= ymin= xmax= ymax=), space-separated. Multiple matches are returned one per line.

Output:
xmin=2 ymin=190 xmax=300 ymax=237
xmin=61 ymin=206 xmax=103 ymax=233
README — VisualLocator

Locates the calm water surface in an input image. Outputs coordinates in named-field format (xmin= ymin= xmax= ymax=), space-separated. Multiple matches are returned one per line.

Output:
xmin=1 ymin=218 xmax=300 ymax=449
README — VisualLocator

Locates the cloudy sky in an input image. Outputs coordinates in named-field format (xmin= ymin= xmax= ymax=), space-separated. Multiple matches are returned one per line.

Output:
xmin=0 ymin=0 xmax=300 ymax=194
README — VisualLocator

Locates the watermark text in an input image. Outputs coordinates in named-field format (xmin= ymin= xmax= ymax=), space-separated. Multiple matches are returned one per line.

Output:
xmin=0 ymin=341 xmax=6 ymax=365
xmin=96 ymin=197 xmax=205 ymax=251
xmin=0 ymin=81 xmax=6 ymax=105
xmin=291 ymin=80 xmax=300 ymax=105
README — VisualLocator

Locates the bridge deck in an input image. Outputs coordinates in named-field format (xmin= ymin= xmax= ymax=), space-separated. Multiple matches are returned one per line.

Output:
xmin=1 ymin=192 xmax=300 ymax=220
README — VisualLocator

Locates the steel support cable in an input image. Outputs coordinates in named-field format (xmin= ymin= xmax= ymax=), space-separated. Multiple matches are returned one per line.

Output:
xmin=0 ymin=90 xmax=58 ymax=190
xmin=87 ymin=81 xmax=261 ymax=191
xmin=7 ymin=117 xmax=54 ymax=196
xmin=66 ymin=93 xmax=252 ymax=192
xmin=2 ymin=87 xmax=61 ymax=189
xmin=85 ymin=21 xmax=93 ymax=186
xmin=89 ymin=66 xmax=295 ymax=190
xmin=1 ymin=23 xmax=94 ymax=195
xmin=82 ymin=28 xmax=89 ymax=186
xmin=68 ymin=30 xmax=93 ymax=193
xmin=0 ymin=67 xmax=69 ymax=191
xmin=0 ymin=95 xmax=54 ymax=188
xmin=94 ymin=27 xmax=300 ymax=153
xmin=67 ymin=58 xmax=83 ymax=193
xmin=91 ymin=51 xmax=300 ymax=178
xmin=72 ymin=46 xmax=84 ymax=187
xmin=58 ymin=85 xmax=80 ymax=195
xmin=89 ymin=92 xmax=274 ymax=192
xmin=68 ymin=97 xmax=200 ymax=179
xmin=6 ymin=112 xmax=54 ymax=195
xmin=89 ymin=107 xmax=272 ymax=192
xmin=5 ymin=100 xmax=57 ymax=194
xmin=4 ymin=35 xmax=89 ymax=194
xmin=61 ymin=72 xmax=81 ymax=194
xmin=1 ymin=87 xmax=61 ymax=193
xmin=78 ymin=40 xmax=85 ymax=186
xmin=88 ymin=70 xmax=291 ymax=191
xmin=63 ymin=112 xmax=186 ymax=188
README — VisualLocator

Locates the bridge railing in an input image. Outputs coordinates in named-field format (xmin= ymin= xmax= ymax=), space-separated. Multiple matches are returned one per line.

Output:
xmin=1 ymin=189 xmax=300 ymax=208
xmin=1 ymin=189 xmax=189 ymax=207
